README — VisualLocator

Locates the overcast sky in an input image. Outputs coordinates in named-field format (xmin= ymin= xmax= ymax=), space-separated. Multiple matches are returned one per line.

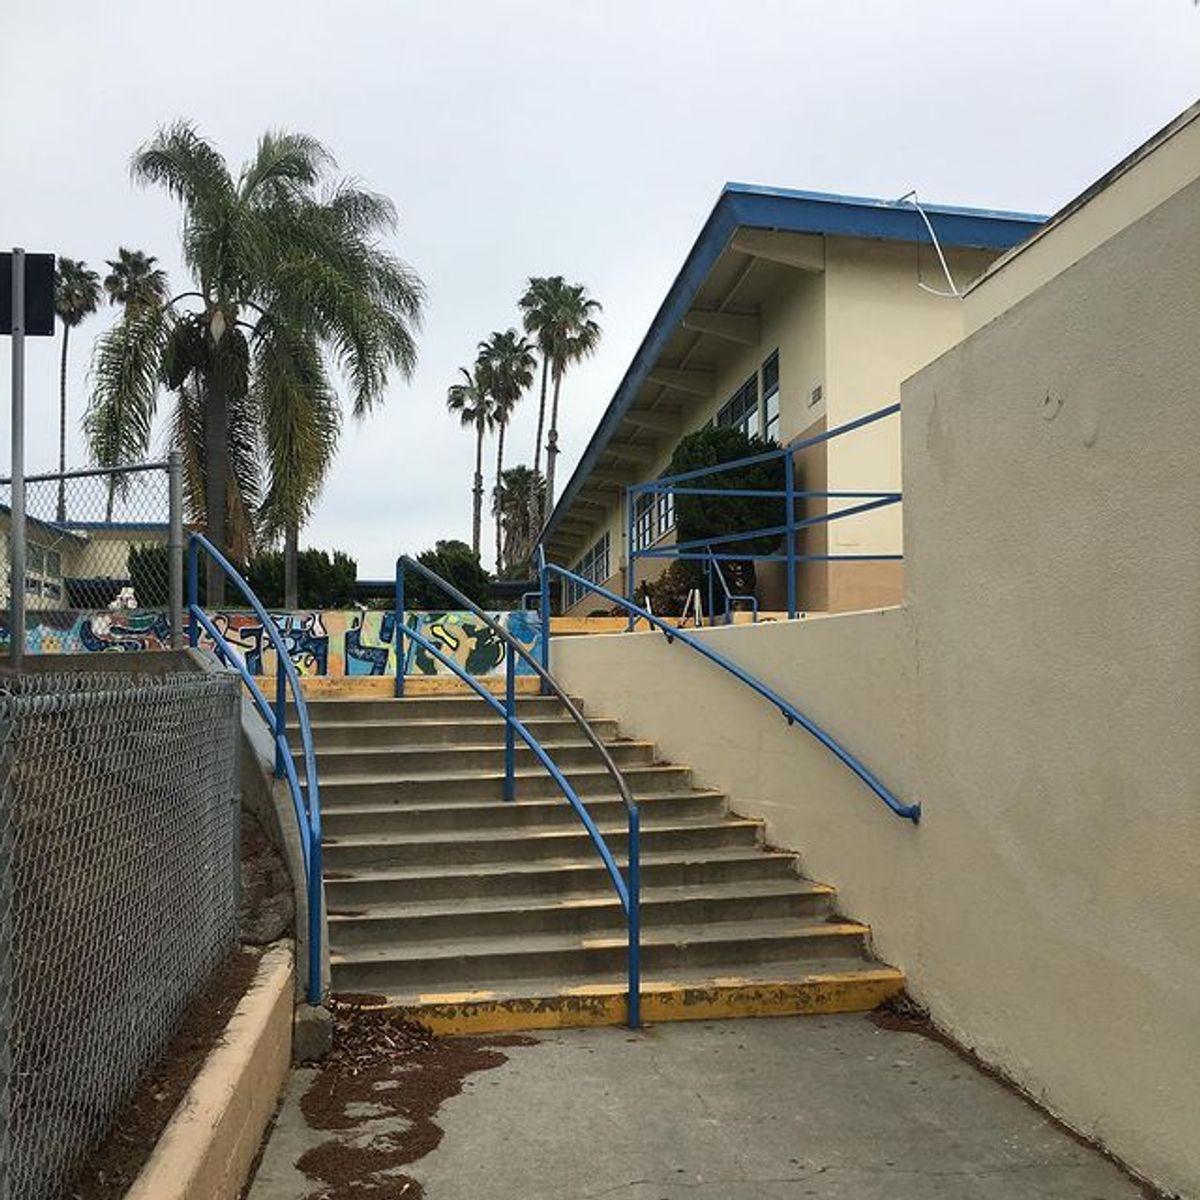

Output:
xmin=2 ymin=1 xmax=1197 ymax=576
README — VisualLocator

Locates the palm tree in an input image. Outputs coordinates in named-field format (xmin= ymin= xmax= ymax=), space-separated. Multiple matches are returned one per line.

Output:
xmin=518 ymin=276 xmax=559 ymax=484
xmin=477 ymin=329 xmax=536 ymax=574
xmin=103 ymin=248 xmax=168 ymax=313
xmin=86 ymin=122 xmax=424 ymax=603
xmin=519 ymin=277 xmax=602 ymax=518
xmin=53 ymin=259 xmax=103 ymax=520
xmin=446 ymin=363 xmax=495 ymax=559
xmin=493 ymin=465 xmax=545 ymax=577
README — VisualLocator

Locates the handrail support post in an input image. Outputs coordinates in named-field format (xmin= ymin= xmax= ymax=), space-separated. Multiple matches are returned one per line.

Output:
xmin=538 ymin=548 xmax=551 ymax=695
xmin=394 ymin=565 xmax=406 ymax=698
xmin=274 ymin=657 xmax=287 ymax=779
xmin=503 ymin=645 xmax=516 ymax=801
xmin=785 ymin=450 xmax=797 ymax=620
xmin=627 ymin=805 xmax=641 ymax=1029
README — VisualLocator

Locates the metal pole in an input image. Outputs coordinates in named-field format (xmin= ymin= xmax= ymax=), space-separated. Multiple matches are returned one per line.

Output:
xmin=273 ymin=657 xmax=287 ymax=779
xmin=538 ymin=550 xmax=551 ymax=694
xmin=186 ymin=538 xmax=199 ymax=648
xmin=784 ymin=449 xmax=797 ymax=620
xmin=625 ymin=488 xmax=636 ymax=632
xmin=167 ymin=451 xmax=184 ymax=649
xmin=706 ymin=552 xmax=715 ymax=628
xmin=394 ymin=563 xmax=405 ymax=698
xmin=626 ymin=805 xmax=641 ymax=1029
xmin=503 ymin=645 xmax=516 ymax=801
xmin=8 ymin=250 xmax=25 ymax=667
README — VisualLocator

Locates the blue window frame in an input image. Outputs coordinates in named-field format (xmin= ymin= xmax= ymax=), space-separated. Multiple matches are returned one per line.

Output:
xmin=762 ymin=351 xmax=780 ymax=443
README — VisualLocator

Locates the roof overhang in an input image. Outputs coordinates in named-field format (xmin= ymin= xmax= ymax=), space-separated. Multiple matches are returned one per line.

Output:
xmin=541 ymin=184 xmax=1045 ymax=558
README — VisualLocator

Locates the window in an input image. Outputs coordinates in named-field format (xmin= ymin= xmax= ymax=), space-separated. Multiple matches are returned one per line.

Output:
xmin=716 ymin=375 xmax=760 ymax=440
xmin=25 ymin=538 xmax=64 ymax=600
xmin=656 ymin=487 xmax=675 ymax=539
xmin=632 ymin=483 xmax=677 ymax=551
xmin=633 ymin=492 xmax=656 ymax=551
xmin=761 ymin=351 xmax=780 ymax=443
xmin=566 ymin=532 xmax=611 ymax=608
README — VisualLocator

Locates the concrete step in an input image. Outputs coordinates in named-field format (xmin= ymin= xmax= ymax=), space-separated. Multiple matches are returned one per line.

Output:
xmin=298 ymin=694 xmax=573 ymax=724
xmin=321 ymin=815 xmax=763 ymax=870
xmin=323 ymin=848 xmax=807 ymax=907
xmin=320 ymin=789 xmax=727 ymax=835
xmin=304 ymin=739 xmax=658 ymax=778
xmin=291 ymin=715 xmax=620 ymax=750
xmin=327 ymin=879 xmax=837 ymax=946
xmin=330 ymin=916 xmax=872 ymax=992
xmin=316 ymin=762 xmax=693 ymax=804
xmin=352 ymin=960 xmax=906 ymax=1033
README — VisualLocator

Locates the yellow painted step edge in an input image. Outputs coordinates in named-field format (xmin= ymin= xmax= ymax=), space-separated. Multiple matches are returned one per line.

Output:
xmin=352 ymin=969 xmax=905 ymax=1035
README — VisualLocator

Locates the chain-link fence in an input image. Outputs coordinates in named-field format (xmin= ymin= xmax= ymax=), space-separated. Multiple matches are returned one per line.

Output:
xmin=0 ymin=461 xmax=182 ymax=658
xmin=0 ymin=669 xmax=241 ymax=1200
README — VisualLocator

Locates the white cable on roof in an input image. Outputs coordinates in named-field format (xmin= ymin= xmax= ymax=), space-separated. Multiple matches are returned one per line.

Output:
xmin=897 ymin=189 xmax=963 ymax=299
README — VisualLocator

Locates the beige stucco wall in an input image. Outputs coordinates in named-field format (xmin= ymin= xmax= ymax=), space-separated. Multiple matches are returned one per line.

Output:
xmin=553 ymin=172 xmax=1200 ymax=1196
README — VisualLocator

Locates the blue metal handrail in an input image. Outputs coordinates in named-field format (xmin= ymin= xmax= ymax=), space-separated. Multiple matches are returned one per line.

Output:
xmin=704 ymin=545 xmax=758 ymax=626
xmin=395 ymin=555 xmax=641 ymax=1027
xmin=538 ymin=549 xmax=919 ymax=824
xmin=626 ymin=402 xmax=902 ymax=618
xmin=187 ymin=533 xmax=324 ymax=1002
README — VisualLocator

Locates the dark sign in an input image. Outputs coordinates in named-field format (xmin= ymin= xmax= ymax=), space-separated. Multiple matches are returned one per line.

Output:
xmin=1 ymin=252 xmax=56 ymax=336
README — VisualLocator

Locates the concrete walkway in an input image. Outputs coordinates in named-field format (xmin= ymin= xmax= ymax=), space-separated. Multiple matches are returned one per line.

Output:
xmin=249 ymin=1015 xmax=1148 ymax=1199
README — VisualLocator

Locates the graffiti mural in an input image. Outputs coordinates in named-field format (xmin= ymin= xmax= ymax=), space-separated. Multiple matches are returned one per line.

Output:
xmin=0 ymin=608 xmax=542 ymax=679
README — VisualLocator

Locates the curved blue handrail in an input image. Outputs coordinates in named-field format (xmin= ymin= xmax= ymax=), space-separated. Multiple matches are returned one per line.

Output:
xmin=187 ymin=533 xmax=325 ymax=1002
xmin=396 ymin=555 xmax=641 ymax=1027
xmin=540 ymin=548 xmax=919 ymax=824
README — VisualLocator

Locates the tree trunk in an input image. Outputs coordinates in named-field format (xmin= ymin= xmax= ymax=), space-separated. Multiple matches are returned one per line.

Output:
xmin=544 ymin=365 xmax=564 ymax=515
xmin=532 ymin=356 xmax=549 ymax=517
xmin=203 ymin=371 xmax=229 ymax=606
xmin=494 ymin=420 xmax=506 ymax=576
xmin=57 ymin=324 xmax=70 ymax=522
xmin=284 ymin=522 xmax=299 ymax=610
xmin=471 ymin=419 xmax=484 ymax=559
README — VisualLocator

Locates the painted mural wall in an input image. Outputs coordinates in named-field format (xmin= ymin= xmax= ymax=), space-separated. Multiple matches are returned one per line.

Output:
xmin=0 ymin=609 xmax=543 ymax=678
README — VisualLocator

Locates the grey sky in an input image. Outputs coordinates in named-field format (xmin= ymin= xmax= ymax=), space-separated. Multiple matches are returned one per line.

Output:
xmin=3 ymin=1 xmax=1197 ymax=577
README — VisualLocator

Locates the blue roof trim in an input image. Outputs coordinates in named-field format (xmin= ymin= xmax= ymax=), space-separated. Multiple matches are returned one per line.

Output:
xmin=542 ymin=184 xmax=1046 ymax=548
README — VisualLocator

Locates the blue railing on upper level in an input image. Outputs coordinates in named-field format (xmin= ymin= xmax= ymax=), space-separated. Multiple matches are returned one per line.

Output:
xmin=628 ymin=402 xmax=902 ymax=620
xmin=395 ymin=555 xmax=642 ymax=1027
xmin=187 ymin=533 xmax=324 ymax=1003
xmin=537 ymin=547 xmax=919 ymax=824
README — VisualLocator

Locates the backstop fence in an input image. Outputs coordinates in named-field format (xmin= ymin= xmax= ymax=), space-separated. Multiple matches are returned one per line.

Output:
xmin=0 ymin=457 xmax=184 ymax=658
xmin=0 ymin=669 xmax=241 ymax=1200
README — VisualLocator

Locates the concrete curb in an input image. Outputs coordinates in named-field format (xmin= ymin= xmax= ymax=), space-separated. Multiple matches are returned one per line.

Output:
xmin=125 ymin=942 xmax=295 ymax=1200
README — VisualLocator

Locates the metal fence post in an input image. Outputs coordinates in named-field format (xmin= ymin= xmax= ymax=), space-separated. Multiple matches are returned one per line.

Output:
xmin=167 ymin=451 xmax=184 ymax=649
xmin=273 ymin=658 xmax=287 ymax=780
xmin=8 ymin=249 xmax=25 ymax=668
xmin=626 ymin=804 xmax=641 ymax=1030
xmin=784 ymin=449 xmax=797 ymax=620
xmin=503 ymin=646 xmax=516 ymax=802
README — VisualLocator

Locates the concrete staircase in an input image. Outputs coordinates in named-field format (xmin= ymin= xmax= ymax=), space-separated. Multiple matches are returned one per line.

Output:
xmin=293 ymin=683 xmax=904 ymax=1032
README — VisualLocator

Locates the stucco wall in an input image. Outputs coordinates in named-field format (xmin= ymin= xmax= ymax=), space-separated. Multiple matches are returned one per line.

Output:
xmin=553 ymin=173 xmax=1200 ymax=1196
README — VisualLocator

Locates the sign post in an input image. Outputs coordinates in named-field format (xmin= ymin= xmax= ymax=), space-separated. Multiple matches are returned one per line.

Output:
xmin=8 ymin=250 xmax=26 ymax=667
xmin=2 ymin=250 xmax=54 ymax=666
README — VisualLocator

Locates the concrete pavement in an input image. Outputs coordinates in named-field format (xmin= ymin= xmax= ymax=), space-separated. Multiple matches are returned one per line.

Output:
xmin=248 ymin=1015 xmax=1151 ymax=1199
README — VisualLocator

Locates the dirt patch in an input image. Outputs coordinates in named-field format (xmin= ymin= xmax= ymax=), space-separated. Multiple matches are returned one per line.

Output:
xmin=241 ymin=812 xmax=295 ymax=944
xmin=867 ymin=994 xmax=1178 ymax=1200
xmin=65 ymin=946 xmax=262 ymax=1200
xmin=295 ymin=1001 xmax=537 ymax=1199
